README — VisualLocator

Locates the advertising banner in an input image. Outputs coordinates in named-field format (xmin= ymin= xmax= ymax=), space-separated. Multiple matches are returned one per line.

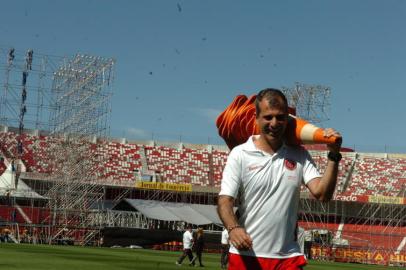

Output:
xmin=135 ymin=181 xmax=192 ymax=192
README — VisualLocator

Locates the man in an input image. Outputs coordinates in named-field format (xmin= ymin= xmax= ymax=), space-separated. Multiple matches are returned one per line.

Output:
xmin=176 ymin=225 xmax=195 ymax=266
xmin=303 ymin=230 xmax=313 ymax=259
xmin=221 ymin=227 xmax=230 ymax=269
xmin=217 ymin=88 xmax=342 ymax=270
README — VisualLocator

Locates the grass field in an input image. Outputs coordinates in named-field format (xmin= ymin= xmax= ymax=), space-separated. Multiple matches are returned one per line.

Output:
xmin=0 ymin=243 xmax=402 ymax=270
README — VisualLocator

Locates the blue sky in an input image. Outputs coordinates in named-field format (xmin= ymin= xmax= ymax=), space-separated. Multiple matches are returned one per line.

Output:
xmin=1 ymin=0 xmax=405 ymax=152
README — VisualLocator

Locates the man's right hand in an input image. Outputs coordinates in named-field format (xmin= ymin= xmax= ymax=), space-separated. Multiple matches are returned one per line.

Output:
xmin=229 ymin=227 xmax=253 ymax=250
xmin=217 ymin=195 xmax=253 ymax=250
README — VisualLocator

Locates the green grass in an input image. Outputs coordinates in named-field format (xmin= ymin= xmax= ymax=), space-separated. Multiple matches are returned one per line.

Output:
xmin=0 ymin=243 xmax=402 ymax=270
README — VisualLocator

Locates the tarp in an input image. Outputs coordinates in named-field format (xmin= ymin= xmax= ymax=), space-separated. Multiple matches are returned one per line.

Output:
xmin=190 ymin=204 xmax=223 ymax=224
xmin=120 ymin=199 xmax=223 ymax=225
xmin=0 ymin=164 xmax=45 ymax=199
xmin=126 ymin=199 xmax=181 ymax=221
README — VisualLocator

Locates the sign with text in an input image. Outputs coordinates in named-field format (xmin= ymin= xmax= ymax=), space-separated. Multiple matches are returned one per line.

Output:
xmin=368 ymin=195 xmax=404 ymax=205
xmin=312 ymin=246 xmax=406 ymax=265
xmin=135 ymin=181 xmax=192 ymax=192
xmin=329 ymin=194 xmax=406 ymax=205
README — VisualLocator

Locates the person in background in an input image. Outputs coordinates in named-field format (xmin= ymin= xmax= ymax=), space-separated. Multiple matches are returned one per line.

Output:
xmin=3 ymin=227 xmax=11 ymax=243
xmin=303 ymin=230 xmax=313 ymax=259
xmin=176 ymin=225 xmax=195 ymax=266
xmin=191 ymin=227 xmax=205 ymax=267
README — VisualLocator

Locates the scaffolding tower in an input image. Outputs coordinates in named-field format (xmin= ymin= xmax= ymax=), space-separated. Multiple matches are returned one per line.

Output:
xmin=0 ymin=47 xmax=64 ymax=196
xmin=45 ymin=54 xmax=115 ymax=245
xmin=0 ymin=47 xmax=62 ymax=132
xmin=282 ymin=82 xmax=331 ymax=124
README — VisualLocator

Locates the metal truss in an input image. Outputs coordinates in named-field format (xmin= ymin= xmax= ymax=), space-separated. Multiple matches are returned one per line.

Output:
xmin=282 ymin=82 xmax=331 ymax=124
xmin=45 ymin=54 xmax=115 ymax=245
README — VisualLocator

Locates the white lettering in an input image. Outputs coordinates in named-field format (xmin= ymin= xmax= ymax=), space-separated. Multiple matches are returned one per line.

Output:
xmin=333 ymin=195 xmax=357 ymax=202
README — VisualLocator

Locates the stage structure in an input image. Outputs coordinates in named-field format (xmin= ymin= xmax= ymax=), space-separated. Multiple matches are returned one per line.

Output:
xmin=0 ymin=47 xmax=62 ymax=132
xmin=45 ymin=54 xmax=115 ymax=245
xmin=0 ymin=47 xmax=63 ymax=195
xmin=282 ymin=82 xmax=331 ymax=124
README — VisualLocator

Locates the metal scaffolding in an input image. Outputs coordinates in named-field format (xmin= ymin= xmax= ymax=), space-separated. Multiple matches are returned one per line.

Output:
xmin=299 ymin=197 xmax=406 ymax=264
xmin=0 ymin=47 xmax=63 ymax=194
xmin=45 ymin=54 xmax=115 ymax=245
xmin=0 ymin=47 xmax=62 ymax=132
xmin=282 ymin=82 xmax=331 ymax=124
xmin=49 ymin=54 xmax=114 ymax=138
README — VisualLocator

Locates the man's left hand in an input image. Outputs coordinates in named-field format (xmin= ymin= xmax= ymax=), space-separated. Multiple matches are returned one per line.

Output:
xmin=324 ymin=128 xmax=342 ymax=153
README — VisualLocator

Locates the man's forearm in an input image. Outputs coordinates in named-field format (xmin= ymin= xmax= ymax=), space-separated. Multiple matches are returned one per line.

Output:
xmin=318 ymin=160 xmax=339 ymax=201
xmin=217 ymin=195 xmax=253 ymax=250
xmin=217 ymin=195 xmax=239 ymax=229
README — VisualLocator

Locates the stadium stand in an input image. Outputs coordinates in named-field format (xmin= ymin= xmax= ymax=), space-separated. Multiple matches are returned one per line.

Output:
xmin=303 ymin=151 xmax=356 ymax=194
xmin=0 ymin=130 xmax=54 ymax=174
xmin=303 ymin=151 xmax=406 ymax=197
xmin=342 ymin=154 xmax=406 ymax=197
xmin=211 ymin=149 xmax=228 ymax=187
xmin=144 ymin=145 xmax=211 ymax=186
xmin=94 ymin=140 xmax=143 ymax=186
xmin=2 ymin=129 xmax=406 ymax=195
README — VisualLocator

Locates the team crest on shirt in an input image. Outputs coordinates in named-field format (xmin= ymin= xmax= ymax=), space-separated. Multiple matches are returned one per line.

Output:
xmin=284 ymin=158 xmax=297 ymax=171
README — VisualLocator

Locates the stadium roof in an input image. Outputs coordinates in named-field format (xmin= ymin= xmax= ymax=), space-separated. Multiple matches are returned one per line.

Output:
xmin=117 ymin=199 xmax=224 ymax=226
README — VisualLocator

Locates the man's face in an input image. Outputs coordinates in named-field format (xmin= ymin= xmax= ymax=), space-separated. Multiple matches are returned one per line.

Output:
xmin=255 ymin=98 xmax=288 ymax=144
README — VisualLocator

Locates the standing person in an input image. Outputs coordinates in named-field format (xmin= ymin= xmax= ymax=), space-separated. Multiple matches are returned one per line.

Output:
xmin=217 ymin=88 xmax=342 ymax=270
xmin=221 ymin=227 xmax=230 ymax=269
xmin=176 ymin=225 xmax=195 ymax=266
xmin=191 ymin=227 xmax=205 ymax=267
xmin=303 ymin=230 xmax=313 ymax=259
xmin=3 ymin=227 xmax=11 ymax=243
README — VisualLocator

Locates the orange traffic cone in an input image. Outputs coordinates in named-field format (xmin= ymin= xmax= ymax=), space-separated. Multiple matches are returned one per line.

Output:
xmin=217 ymin=94 xmax=339 ymax=149
xmin=285 ymin=115 xmax=340 ymax=146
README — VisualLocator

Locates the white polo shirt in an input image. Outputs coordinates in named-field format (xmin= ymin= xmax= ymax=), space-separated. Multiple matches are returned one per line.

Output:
xmin=219 ymin=135 xmax=320 ymax=259
xmin=183 ymin=230 xmax=193 ymax=249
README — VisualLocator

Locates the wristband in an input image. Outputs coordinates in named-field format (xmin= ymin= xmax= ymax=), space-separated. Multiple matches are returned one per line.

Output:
xmin=227 ymin=225 xmax=241 ymax=233
xmin=328 ymin=151 xmax=342 ymax=162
